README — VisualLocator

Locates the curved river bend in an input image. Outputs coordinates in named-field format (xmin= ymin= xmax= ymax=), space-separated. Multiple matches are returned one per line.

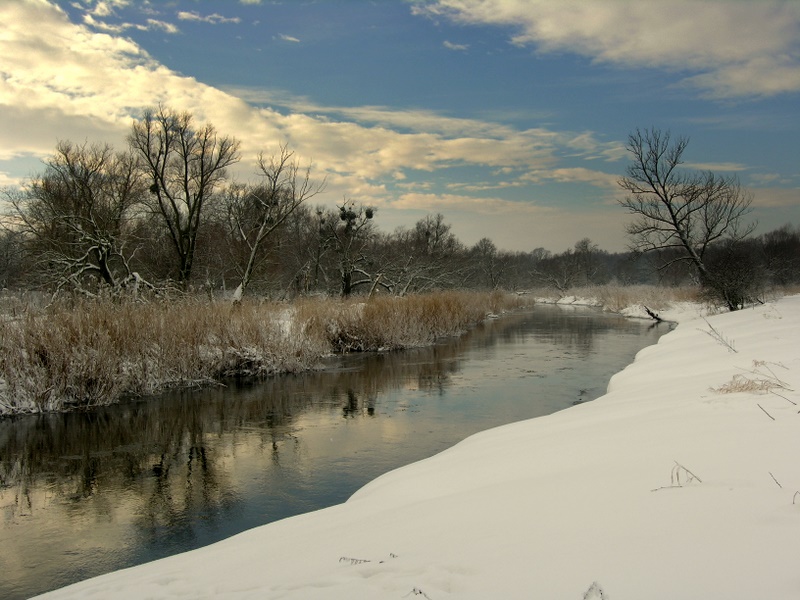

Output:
xmin=0 ymin=305 xmax=667 ymax=599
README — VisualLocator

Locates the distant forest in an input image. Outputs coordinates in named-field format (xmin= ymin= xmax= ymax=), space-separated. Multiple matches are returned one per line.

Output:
xmin=2 ymin=194 xmax=798 ymax=300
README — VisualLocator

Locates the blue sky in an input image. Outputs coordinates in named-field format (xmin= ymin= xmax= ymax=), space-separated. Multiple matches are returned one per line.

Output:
xmin=1 ymin=0 xmax=798 ymax=252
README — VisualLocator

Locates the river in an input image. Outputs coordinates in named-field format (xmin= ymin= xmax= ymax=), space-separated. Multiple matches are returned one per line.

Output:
xmin=0 ymin=305 xmax=667 ymax=599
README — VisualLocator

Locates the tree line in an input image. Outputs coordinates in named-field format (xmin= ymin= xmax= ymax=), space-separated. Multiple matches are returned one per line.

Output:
xmin=1 ymin=113 xmax=798 ymax=306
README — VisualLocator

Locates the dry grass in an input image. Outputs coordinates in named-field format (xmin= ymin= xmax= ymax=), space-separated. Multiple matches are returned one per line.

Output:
xmin=529 ymin=284 xmax=703 ymax=313
xmin=587 ymin=284 xmax=701 ymax=312
xmin=712 ymin=374 xmax=779 ymax=394
xmin=0 ymin=291 xmax=527 ymax=414
xmin=712 ymin=360 xmax=793 ymax=395
xmin=296 ymin=290 xmax=527 ymax=352
xmin=0 ymin=297 xmax=327 ymax=414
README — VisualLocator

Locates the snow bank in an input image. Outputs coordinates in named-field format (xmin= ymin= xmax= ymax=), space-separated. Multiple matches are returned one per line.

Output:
xmin=37 ymin=296 xmax=800 ymax=600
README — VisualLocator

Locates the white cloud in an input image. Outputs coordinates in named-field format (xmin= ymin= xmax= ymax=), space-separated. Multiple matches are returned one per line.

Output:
xmin=83 ymin=13 xmax=125 ymax=32
xmin=391 ymin=192 xmax=552 ymax=215
xmin=750 ymin=188 xmax=800 ymax=208
xmin=90 ymin=2 xmax=114 ymax=17
xmin=0 ymin=170 xmax=22 ymax=188
xmin=77 ymin=0 xmax=131 ymax=15
xmin=443 ymin=40 xmax=469 ymax=51
xmin=278 ymin=34 xmax=301 ymax=43
xmin=177 ymin=11 xmax=241 ymax=25
xmin=540 ymin=167 xmax=619 ymax=189
xmin=748 ymin=172 xmax=784 ymax=186
xmin=685 ymin=162 xmax=749 ymax=173
xmin=0 ymin=0 xmax=668 ymax=253
xmin=145 ymin=18 xmax=179 ymax=34
xmin=78 ymin=2 xmax=181 ymax=35
xmin=414 ymin=0 xmax=800 ymax=99
xmin=221 ymin=88 xmax=627 ymax=177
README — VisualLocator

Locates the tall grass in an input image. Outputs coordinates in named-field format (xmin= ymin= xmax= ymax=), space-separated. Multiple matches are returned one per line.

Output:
xmin=590 ymin=284 xmax=701 ymax=312
xmin=531 ymin=284 xmax=702 ymax=312
xmin=0 ymin=298 xmax=325 ymax=414
xmin=0 ymin=291 xmax=525 ymax=415
xmin=297 ymin=290 xmax=524 ymax=352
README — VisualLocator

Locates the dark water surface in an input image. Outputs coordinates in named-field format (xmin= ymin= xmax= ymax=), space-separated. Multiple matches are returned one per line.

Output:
xmin=0 ymin=305 xmax=666 ymax=599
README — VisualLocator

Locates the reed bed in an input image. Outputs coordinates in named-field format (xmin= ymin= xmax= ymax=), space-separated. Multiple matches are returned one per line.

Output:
xmin=531 ymin=284 xmax=703 ymax=313
xmin=0 ymin=298 xmax=323 ymax=414
xmin=589 ymin=284 xmax=702 ymax=312
xmin=297 ymin=290 xmax=525 ymax=352
xmin=0 ymin=291 xmax=525 ymax=415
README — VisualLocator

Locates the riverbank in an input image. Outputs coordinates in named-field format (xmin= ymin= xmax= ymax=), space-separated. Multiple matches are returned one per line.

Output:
xmin=37 ymin=295 xmax=800 ymax=599
xmin=0 ymin=291 xmax=524 ymax=415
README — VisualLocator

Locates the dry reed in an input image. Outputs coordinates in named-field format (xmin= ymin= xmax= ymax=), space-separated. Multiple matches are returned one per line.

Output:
xmin=296 ymin=290 xmax=525 ymax=352
xmin=0 ymin=291 xmax=526 ymax=414
xmin=530 ymin=284 xmax=702 ymax=313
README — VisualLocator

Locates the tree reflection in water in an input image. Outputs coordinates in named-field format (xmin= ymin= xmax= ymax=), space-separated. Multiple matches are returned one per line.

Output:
xmin=0 ymin=305 xmax=666 ymax=600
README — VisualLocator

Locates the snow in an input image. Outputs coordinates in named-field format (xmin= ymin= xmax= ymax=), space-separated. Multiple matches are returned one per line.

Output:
xmin=36 ymin=296 xmax=800 ymax=600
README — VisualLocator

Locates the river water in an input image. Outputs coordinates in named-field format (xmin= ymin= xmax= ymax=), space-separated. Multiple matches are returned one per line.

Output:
xmin=0 ymin=305 xmax=667 ymax=599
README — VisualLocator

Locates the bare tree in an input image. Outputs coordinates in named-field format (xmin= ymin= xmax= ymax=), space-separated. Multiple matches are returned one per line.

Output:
xmin=471 ymin=237 xmax=505 ymax=289
xmin=322 ymin=200 xmax=377 ymax=296
xmin=530 ymin=247 xmax=580 ymax=294
xmin=129 ymin=106 xmax=240 ymax=285
xmin=0 ymin=227 xmax=25 ymax=288
xmin=759 ymin=224 xmax=800 ymax=286
xmin=387 ymin=213 xmax=468 ymax=295
xmin=225 ymin=145 xmax=325 ymax=299
xmin=618 ymin=128 xmax=755 ymax=309
xmin=7 ymin=140 xmax=146 ymax=294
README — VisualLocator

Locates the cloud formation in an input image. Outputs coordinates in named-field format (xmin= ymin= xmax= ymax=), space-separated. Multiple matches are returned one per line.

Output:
xmin=0 ymin=0 xmax=622 ymax=189
xmin=3 ymin=1 xmax=791 ymax=251
xmin=414 ymin=0 xmax=800 ymax=98
xmin=443 ymin=41 xmax=469 ymax=51
xmin=77 ymin=0 xmax=180 ymax=35
xmin=177 ymin=11 xmax=241 ymax=25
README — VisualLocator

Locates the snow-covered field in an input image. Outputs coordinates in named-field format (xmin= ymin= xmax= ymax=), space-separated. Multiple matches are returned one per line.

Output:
xmin=37 ymin=296 xmax=800 ymax=599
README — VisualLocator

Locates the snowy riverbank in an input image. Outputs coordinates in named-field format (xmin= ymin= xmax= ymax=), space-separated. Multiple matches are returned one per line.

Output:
xmin=38 ymin=296 xmax=800 ymax=599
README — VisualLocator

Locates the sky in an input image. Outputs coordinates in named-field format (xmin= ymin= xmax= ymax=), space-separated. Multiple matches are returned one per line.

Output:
xmin=1 ymin=0 xmax=798 ymax=253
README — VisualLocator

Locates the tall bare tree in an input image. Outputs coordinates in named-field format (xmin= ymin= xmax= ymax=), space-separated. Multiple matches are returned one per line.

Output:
xmin=472 ymin=237 xmax=505 ymax=289
xmin=225 ymin=145 xmax=325 ymax=299
xmin=129 ymin=106 xmax=240 ymax=285
xmin=8 ymin=140 xmax=146 ymax=294
xmin=386 ymin=213 xmax=467 ymax=295
xmin=618 ymin=128 xmax=755 ymax=309
xmin=321 ymin=200 xmax=377 ymax=296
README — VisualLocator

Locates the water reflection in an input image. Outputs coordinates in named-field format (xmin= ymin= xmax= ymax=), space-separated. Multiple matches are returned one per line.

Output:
xmin=0 ymin=305 xmax=666 ymax=599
